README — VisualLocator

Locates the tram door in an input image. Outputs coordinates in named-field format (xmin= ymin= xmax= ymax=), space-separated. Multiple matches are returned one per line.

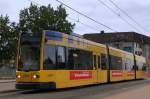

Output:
xmin=97 ymin=54 xmax=108 ymax=83
xmin=97 ymin=56 xmax=101 ymax=82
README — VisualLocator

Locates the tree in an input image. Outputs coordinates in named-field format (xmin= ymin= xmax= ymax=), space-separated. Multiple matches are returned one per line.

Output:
xmin=19 ymin=3 xmax=75 ymax=34
xmin=0 ymin=15 xmax=19 ymax=64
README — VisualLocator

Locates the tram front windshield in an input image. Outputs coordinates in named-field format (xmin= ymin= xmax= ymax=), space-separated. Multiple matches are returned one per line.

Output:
xmin=18 ymin=33 xmax=40 ymax=71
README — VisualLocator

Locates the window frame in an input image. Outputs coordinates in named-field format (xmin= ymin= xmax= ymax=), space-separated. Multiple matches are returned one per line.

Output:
xmin=93 ymin=55 xmax=97 ymax=70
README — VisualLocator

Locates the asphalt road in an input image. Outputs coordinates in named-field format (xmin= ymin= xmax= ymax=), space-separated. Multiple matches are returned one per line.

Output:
xmin=0 ymin=79 xmax=150 ymax=99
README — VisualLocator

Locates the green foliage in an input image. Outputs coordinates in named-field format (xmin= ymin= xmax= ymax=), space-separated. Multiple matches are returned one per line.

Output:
xmin=0 ymin=15 xmax=19 ymax=63
xmin=0 ymin=4 xmax=74 ymax=64
xmin=19 ymin=3 xmax=75 ymax=34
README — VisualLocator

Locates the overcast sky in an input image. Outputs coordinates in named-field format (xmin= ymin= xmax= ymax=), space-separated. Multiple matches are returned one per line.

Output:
xmin=1 ymin=0 xmax=150 ymax=36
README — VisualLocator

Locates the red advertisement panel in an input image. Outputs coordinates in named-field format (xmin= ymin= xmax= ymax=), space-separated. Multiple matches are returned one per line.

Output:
xmin=112 ymin=70 xmax=123 ymax=77
xmin=70 ymin=71 xmax=92 ymax=80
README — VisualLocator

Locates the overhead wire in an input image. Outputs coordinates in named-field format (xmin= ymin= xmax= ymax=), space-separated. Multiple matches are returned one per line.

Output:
xmin=27 ymin=0 xmax=149 ymax=34
xmin=97 ymin=0 xmax=142 ymax=33
xmin=108 ymin=0 xmax=149 ymax=33
xmin=68 ymin=17 xmax=101 ymax=32
xmin=55 ymin=0 xmax=118 ymax=32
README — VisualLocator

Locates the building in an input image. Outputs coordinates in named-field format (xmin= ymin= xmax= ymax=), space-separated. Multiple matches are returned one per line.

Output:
xmin=83 ymin=32 xmax=150 ymax=67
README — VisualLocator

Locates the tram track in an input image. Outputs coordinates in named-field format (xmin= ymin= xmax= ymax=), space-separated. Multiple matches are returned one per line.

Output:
xmin=0 ymin=89 xmax=37 ymax=97
xmin=0 ymin=79 xmax=150 ymax=99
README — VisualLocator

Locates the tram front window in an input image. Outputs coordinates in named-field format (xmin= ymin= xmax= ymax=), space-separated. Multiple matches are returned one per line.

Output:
xmin=18 ymin=43 xmax=40 ymax=71
xmin=18 ymin=33 xmax=41 ymax=71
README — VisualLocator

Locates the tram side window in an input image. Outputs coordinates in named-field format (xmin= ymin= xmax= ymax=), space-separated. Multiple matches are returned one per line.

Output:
xmin=141 ymin=62 xmax=146 ymax=71
xmin=126 ymin=59 xmax=134 ymax=71
xmin=136 ymin=61 xmax=146 ymax=71
xmin=43 ymin=45 xmax=56 ymax=70
xmin=101 ymin=54 xmax=107 ymax=70
xmin=67 ymin=48 xmax=74 ymax=69
xmin=136 ymin=61 xmax=140 ymax=70
xmin=142 ymin=63 xmax=146 ymax=71
xmin=56 ymin=46 xmax=66 ymax=69
xmin=67 ymin=48 xmax=93 ymax=70
xmin=110 ymin=55 xmax=122 ymax=70
xmin=80 ymin=51 xmax=93 ymax=70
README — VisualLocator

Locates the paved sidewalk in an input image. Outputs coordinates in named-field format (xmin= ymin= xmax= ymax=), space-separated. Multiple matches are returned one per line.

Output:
xmin=103 ymin=84 xmax=150 ymax=99
xmin=0 ymin=80 xmax=17 ymax=93
xmin=0 ymin=79 xmax=15 ymax=83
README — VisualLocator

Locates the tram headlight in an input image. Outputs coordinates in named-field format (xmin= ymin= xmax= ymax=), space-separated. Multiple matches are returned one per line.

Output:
xmin=17 ymin=75 xmax=21 ymax=79
xmin=32 ymin=74 xmax=40 ymax=79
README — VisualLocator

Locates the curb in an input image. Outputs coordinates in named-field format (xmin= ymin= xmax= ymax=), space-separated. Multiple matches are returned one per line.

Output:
xmin=0 ymin=89 xmax=19 ymax=94
xmin=0 ymin=80 xmax=16 ymax=83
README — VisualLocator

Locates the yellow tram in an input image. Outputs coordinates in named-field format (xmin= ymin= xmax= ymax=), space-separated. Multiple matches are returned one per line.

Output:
xmin=16 ymin=30 xmax=147 ymax=89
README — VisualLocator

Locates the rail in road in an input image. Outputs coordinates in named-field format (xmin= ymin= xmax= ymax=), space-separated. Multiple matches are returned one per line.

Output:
xmin=0 ymin=79 xmax=150 ymax=99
